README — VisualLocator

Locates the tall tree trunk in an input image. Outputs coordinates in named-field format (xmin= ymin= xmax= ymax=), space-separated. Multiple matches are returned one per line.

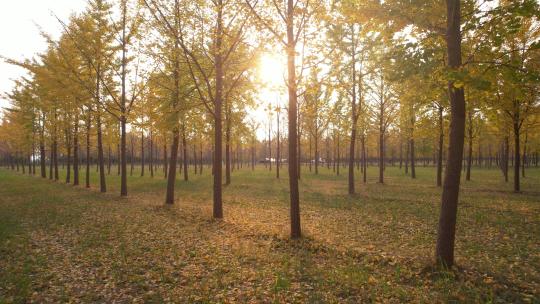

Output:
xmin=337 ymin=133 xmax=341 ymax=176
xmin=27 ymin=154 xmax=32 ymax=175
xmin=53 ymin=121 xmax=59 ymax=181
xmin=348 ymin=26 xmax=358 ymax=194
xmin=80 ymin=110 xmax=86 ymax=188
xmin=166 ymin=128 xmax=180 ymax=204
xmin=252 ymin=139 xmax=255 ymax=171
xmin=314 ymin=132 xmax=318 ymax=175
xmin=66 ymin=128 xmax=72 ymax=184
xmin=513 ymin=120 xmax=520 ymax=192
xmin=436 ymin=0 xmax=466 ymax=268
xmin=40 ymin=120 xmax=46 ymax=178
xmin=182 ymin=124 xmax=188 ymax=181
xmin=287 ymin=0 xmax=300 ymax=238
xmin=225 ymin=107 xmax=231 ymax=185
xmin=150 ymin=130 xmax=154 ymax=178
xmin=120 ymin=3 xmax=129 ymax=196
xmin=405 ymin=138 xmax=409 ymax=174
xmin=410 ymin=138 xmax=416 ymax=179
xmin=165 ymin=10 xmax=181 ymax=205
xmin=49 ymin=141 xmax=53 ymax=180
xmin=212 ymin=1 xmax=224 ymax=218
xmin=141 ymin=131 xmax=145 ymax=177
xmin=522 ymin=129 xmax=527 ymax=178
xmin=164 ymin=142 xmax=168 ymax=178
xmin=193 ymin=144 xmax=197 ymax=175
xmin=503 ymin=136 xmax=509 ymax=182
xmin=466 ymin=110 xmax=473 ymax=181
xmin=362 ymin=135 xmax=367 ymax=183
xmin=97 ymin=114 xmax=106 ymax=192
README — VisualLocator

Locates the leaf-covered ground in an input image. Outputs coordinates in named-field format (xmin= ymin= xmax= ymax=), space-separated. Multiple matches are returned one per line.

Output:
xmin=0 ymin=166 xmax=539 ymax=303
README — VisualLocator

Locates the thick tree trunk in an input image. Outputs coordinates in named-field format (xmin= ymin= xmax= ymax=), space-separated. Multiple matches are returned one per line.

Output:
xmin=165 ymin=128 xmax=180 ymax=205
xmin=212 ymin=0 xmax=224 ymax=219
xmin=73 ymin=118 xmax=79 ymax=186
xmin=120 ymin=7 xmax=129 ymax=196
xmin=165 ymin=18 xmax=181 ymax=205
xmin=436 ymin=0 xmax=466 ymax=268
xmin=86 ymin=113 xmax=91 ymax=188
xmin=287 ymin=0 xmax=300 ymax=238
xmin=120 ymin=118 xmax=127 ymax=195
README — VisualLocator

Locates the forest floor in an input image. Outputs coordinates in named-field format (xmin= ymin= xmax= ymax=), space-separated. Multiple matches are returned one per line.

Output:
xmin=0 ymin=165 xmax=539 ymax=303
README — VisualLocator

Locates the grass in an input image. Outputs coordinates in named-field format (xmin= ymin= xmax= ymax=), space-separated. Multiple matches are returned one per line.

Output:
xmin=0 ymin=164 xmax=539 ymax=303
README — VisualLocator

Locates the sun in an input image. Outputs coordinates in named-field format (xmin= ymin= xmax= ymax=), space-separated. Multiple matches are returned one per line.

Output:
xmin=258 ymin=53 xmax=286 ymax=87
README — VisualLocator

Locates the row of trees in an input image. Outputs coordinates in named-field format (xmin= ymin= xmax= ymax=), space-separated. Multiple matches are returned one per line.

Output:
xmin=1 ymin=0 xmax=539 ymax=267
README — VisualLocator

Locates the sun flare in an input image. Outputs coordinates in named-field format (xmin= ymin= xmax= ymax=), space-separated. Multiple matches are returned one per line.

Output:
xmin=258 ymin=53 xmax=286 ymax=87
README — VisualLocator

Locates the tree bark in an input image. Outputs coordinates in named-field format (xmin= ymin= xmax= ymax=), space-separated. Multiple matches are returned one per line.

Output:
xmin=182 ymin=124 xmax=188 ymax=181
xmin=466 ymin=110 xmax=473 ymax=181
xmin=150 ymin=130 xmax=154 ymax=178
xmin=40 ymin=121 xmax=47 ymax=178
xmin=141 ymin=131 xmax=145 ymax=177
xmin=287 ymin=0 xmax=301 ymax=238
xmin=97 ymin=114 xmax=106 ymax=192
xmin=225 ymin=106 xmax=231 ymax=185
xmin=66 ymin=128 xmax=72 ymax=184
xmin=212 ymin=0 xmax=224 ymax=219
xmin=513 ymin=120 xmax=520 ymax=192
xmin=436 ymin=0 xmax=466 ymax=268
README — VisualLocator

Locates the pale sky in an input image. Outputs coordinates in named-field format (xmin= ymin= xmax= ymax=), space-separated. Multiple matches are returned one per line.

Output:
xmin=0 ymin=0 xmax=87 ymax=110
xmin=0 ymin=1 xmax=285 ymax=140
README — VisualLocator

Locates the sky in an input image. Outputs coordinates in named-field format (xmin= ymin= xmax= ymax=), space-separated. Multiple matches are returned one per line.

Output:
xmin=0 ymin=0 xmax=87 ymax=111
xmin=0 ymin=1 xmax=287 ymax=139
